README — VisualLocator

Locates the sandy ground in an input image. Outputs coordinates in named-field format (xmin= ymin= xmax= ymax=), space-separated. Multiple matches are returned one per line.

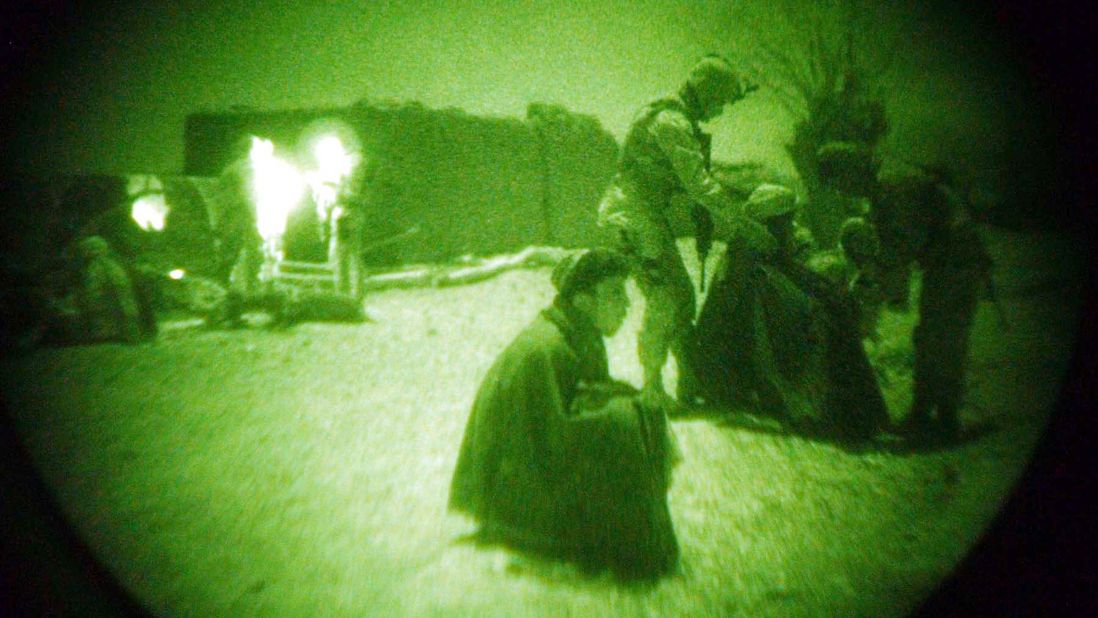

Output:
xmin=0 ymin=227 xmax=1086 ymax=617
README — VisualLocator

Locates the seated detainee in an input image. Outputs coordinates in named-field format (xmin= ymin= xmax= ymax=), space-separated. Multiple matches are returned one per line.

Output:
xmin=683 ymin=185 xmax=888 ymax=442
xmin=449 ymin=248 xmax=680 ymax=579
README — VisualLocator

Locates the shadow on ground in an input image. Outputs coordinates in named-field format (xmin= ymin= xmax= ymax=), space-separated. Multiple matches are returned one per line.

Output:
xmin=672 ymin=405 xmax=1002 ymax=456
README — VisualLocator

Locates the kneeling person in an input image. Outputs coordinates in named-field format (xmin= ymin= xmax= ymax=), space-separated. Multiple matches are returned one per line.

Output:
xmin=449 ymin=248 xmax=679 ymax=579
xmin=685 ymin=185 xmax=888 ymax=441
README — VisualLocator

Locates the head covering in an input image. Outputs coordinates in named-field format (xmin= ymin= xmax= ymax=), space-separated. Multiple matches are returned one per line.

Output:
xmin=551 ymin=248 xmax=630 ymax=300
xmin=745 ymin=184 xmax=797 ymax=221
xmin=77 ymin=235 xmax=112 ymax=260
xmin=687 ymin=54 xmax=749 ymax=107
xmin=839 ymin=217 xmax=880 ymax=262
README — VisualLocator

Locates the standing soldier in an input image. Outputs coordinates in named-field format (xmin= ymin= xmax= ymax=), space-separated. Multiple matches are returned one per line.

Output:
xmin=598 ymin=54 xmax=777 ymax=407
xmin=902 ymin=193 xmax=991 ymax=439
xmin=816 ymin=141 xmax=993 ymax=441
xmin=326 ymin=159 xmax=367 ymax=299
xmin=210 ymin=137 xmax=264 ymax=326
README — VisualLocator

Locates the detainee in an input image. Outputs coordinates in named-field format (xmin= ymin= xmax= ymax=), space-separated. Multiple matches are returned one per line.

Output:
xmin=449 ymin=248 xmax=680 ymax=579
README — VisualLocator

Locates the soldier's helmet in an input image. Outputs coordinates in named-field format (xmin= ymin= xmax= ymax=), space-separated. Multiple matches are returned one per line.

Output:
xmin=77 ymin=236 xmax=112 ymax=261
xmin=839 ymin=217 xmax=880 ymax=264
xmin=687 ymin=54 xmax=751 ymax=113
xmin=745 ymin=183 xmax=797 ymax=222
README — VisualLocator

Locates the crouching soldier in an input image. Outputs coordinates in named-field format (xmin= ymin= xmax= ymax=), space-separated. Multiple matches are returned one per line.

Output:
xmin=449 ymin=248 xmax=680 ymax=579
xmin=43 ymin=236 xmax=153 ymax=345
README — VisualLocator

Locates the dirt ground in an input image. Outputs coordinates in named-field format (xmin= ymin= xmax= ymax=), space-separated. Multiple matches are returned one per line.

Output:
xmin=0 ymin=227 xmax=1086 ymax=617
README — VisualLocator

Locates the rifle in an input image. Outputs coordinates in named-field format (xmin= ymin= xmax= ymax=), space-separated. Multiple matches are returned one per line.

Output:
xmin=693 ymin=129 xmax=716 ymax=293
xmin=692 ymin=205 xmax=714 ymax=293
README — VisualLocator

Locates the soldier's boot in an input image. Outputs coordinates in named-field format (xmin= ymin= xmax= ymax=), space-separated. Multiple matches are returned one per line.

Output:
xmin=895 ymin=416 xmax=936 ymax=449
xmin=670 ymin=335 xmax=707 ymax=408
xmin=267 ymin=290 xmax=291 ymax=328
xmin=675 ymin=371 xmax=705 ymax=409
xmin=639 ymin=327 xmax=686 ymax=415
xmin=213 ymin=290 xmax=246 ymax=329
xmin=934 ymin=380 xmax=964 ymax=441
xmin=754 ymin=380 xmax=789 ymax=423
xmin=895 ymin=392 xmax=935 ymax=440
xmin=934 ymin=402 xmax=960 ymax=442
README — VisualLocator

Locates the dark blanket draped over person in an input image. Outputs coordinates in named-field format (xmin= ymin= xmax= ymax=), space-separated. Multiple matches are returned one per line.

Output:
xmin=449 ymin=298 xmax=679 ymax=578
xmin=684 ymin=232 xmax=889 ymax=442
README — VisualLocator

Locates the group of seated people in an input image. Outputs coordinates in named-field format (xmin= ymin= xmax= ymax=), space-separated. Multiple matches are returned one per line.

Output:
xmin=680 ymin=184 xmax=889 ymax=442
xmin=448 ymin=183 xmax=894 ymax=579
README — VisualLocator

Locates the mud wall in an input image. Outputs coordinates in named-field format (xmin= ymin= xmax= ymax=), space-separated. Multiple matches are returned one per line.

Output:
xmin=184 ymin=100 xmax=619 ymax=264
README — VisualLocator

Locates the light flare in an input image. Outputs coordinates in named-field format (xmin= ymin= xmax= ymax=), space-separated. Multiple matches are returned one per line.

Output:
xmin=249 ymin=136 xmax=305 ymax=243
xmin=306 ymin=135 xmax=357 ymax=221
xmin=131 ymin=193 xmax=168 ymax=232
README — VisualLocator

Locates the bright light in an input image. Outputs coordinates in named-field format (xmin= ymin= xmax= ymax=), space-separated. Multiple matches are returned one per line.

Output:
xmin=249 ymin=136 xmax=304 ymax=242
xmin=314 ymin=136 xmax=354 ymax=181
xmin=169 ymin=269 xmax=185 ymax=280
xmin=306 ymin=135 xmax=357 ymax=221
xmin=131 ymin=193 xmax=168 ymax=232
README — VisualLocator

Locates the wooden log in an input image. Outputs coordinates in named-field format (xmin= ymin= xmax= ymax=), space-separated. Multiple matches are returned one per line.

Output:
xmin=361 ymin=246 xmax=575 ymax=291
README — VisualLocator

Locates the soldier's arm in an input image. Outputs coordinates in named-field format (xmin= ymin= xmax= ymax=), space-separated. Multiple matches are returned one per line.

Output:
xmin=651 ymin=110 xmax=732 ymax=212
xmin=651 ymin=112 xmax=775 ymax=250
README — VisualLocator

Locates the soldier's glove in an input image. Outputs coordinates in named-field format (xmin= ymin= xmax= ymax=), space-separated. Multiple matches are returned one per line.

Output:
xmin=741 ymin=220 xmax=779 ymax=257
xmin=639 ymin=383 xmax=680 ymax=416
xmin=712 ymin=210 xmax=778 ymax=256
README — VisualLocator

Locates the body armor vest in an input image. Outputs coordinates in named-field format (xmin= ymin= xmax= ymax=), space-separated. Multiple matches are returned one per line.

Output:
xmin=620 ymin=98 xmax=711 ymax=205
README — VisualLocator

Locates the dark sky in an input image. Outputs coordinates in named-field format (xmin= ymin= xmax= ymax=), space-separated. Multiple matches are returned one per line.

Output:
xmin=0 ymin=0 xmax=1074 ymax=183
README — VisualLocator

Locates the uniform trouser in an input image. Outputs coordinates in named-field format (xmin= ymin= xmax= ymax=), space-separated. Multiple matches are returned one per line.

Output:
xmin=213 ymin=226 xmax=263 ymax=323
xmin=331 ymin=212 xmax=364 ymax=297
xmin=79 ymin=257 xmax=143 ymax=344
xmin=215 ymin=228 xmax=263 ymax=292
xmin=605 ymin=213 xmax=696 ymax=392
xmin=911 ymin=265 xmax=980 ymax=431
